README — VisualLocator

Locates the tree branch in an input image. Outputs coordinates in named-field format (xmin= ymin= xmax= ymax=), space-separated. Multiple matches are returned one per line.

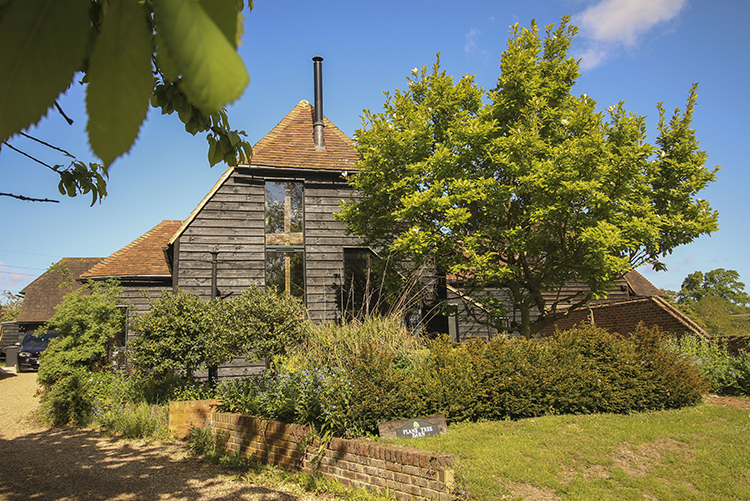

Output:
xmin=54 ymin=101 xmax=74 ymax=125
xmin=0 ymin=192 xmax=60 ymax=203
xmin=2 ymin=141 xmax=58 ymax=172
xmin=19 ymin=132 xmax=75 ymax=158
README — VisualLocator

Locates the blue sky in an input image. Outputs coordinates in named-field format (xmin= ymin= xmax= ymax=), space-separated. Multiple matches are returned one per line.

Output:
xmin=1 ymin=0 xmax=748 ymax=297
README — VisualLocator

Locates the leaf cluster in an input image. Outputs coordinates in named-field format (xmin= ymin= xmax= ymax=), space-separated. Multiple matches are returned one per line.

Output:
xmin=37 ymin=279 xmax=125 ymax=387
xmin=128 ymin=286 xmax=309 ymax=381
xmin=0 ymin=290 xmax=23 ymax=322
xmin=339 ymin=17 xmax=719 ymax=338
xmin=0 ymin=0 xmax=253 ymax=202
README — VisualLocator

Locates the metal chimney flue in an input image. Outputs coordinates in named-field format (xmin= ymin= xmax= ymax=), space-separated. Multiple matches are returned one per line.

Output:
xmin=312 ymin=56 xmax=326 ymax=151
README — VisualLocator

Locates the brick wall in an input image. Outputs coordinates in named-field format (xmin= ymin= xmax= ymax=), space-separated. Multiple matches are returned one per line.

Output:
xmin=539 ymin=296 xmax=708 ymax=338
xmin=168 ymin=399 xmax=220 ymax=439
xmin=209 ymin=411 xmax=456 ymax=501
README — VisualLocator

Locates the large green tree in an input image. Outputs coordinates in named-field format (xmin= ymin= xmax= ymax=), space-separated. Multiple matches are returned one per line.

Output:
xmin=0 ymin=0 xmax=253 ymax=204
xmin=338 ymin=18 xmax=719 ymax=338
xmin=677 ymin=269 xmax=749 ymax=308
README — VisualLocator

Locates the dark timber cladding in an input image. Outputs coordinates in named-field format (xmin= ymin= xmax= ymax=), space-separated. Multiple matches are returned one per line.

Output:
xmin=303 ymin=175 xmax=362 ymax=321
xmin=170 ymin=60 xmax=360 ymax=321
xmin=172 ymin=166 xmax=361 ymax=322
xmin=174 ymin=171 xmax=266 ymax=297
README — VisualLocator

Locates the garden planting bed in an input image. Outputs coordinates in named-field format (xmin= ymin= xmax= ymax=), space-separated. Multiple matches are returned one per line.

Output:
xmin=170 ymin=399 xmax=457 ymax=501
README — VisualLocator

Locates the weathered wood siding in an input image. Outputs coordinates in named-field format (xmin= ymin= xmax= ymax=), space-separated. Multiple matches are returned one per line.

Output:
xmin=176 ymin=175 xmax=266 ymax=299
xmin=120 ymin=282 xmax=172 ymax=342
xmin=304 ymin=179 xmax=362 ymax=322
xmin=0 ymin=321 xmax=21 ymax=356
xmin=448 ymin=287 xmax=511 ymax=341
xmin=448 ymin=276 xmax=636 ymax=340
xmin=174 ymin=169 xmax=363 ymax=322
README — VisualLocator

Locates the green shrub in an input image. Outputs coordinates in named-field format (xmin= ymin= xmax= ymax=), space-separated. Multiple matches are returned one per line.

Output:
xmin=629 ymin=324 xmax=707 ymax=408
xmin=129 ymin=287 xmax=310 ymax=389
xmin=677 ymin=334 xmax=750 ymax=396
xmin=216 ymin=320 xmax=708 ymax=438
xmin=39 ymin=367 xmax=97 ymax=426
xmin=128 ymin=290 xmax=230 ymax=381
xmin=474 ymin=335 xmax=552 ymax=420
xmin=216 ymin=367 xmax=339 ymax=431
xmin=35 ymin=280 xmax=124 ymax=427
xmin=37 ymin=280 xmax=124 ymax=389
xmin=405 ymin=336 xmax=480 ymax=422
xmin=333 ymin=340 xmax=415 ymax=435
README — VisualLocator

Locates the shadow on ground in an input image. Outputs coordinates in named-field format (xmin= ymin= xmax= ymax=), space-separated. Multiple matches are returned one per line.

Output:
xmin=0 ymin=427 xmax=299 ymax=501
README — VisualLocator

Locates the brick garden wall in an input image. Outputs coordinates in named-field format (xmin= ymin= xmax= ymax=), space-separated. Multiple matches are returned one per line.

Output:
xmin=168 ymin=399 xmax=220 ymax=439
xmin=169 ymin=401 xmax=456 ymax=501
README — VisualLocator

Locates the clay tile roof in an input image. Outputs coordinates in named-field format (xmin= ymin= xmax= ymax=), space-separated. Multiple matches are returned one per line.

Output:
xmin=624 ymin=270 xmax=663 ymax=297
xmin=17 ymin=257 xmax=103 ymax=323
xmin=168 ymin=101 xmax=359 ymax=246
xmin=81 ymin=220 xmax=183 ymax=278
xmin=249 ymin=100 xmax=358 ymax=171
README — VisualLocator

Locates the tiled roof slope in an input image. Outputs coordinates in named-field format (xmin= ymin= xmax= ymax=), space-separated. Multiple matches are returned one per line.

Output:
xmin=624 ymin=270 xmax=663 ymax=297
xmin=168 ymin=101 xmax=358 ymax=246
xmin=17 ymin=257 xmax=103 ymax=323
xmin=82 ymin=220 xmax=183 ymax=278
xmin=249 ymin=100 xmax=358 ymax=171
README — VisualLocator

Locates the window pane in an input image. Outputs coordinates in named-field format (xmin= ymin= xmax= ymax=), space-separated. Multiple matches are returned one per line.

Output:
xmin=266 ymin=251 xmax=304 ymax=298
xmin=266 ymin=181 xmax=303 ymax=235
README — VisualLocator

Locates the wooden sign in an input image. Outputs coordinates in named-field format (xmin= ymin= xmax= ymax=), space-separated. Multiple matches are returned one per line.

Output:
xmin=377 ymin=415 xmax=448 ymax=440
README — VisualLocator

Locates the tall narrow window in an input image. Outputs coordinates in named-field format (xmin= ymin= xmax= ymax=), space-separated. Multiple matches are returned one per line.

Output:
xmin=265 ymin=181 xmax=304 ymax=297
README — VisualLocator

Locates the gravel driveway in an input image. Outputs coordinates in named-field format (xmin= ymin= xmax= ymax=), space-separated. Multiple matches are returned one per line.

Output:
xmin=0 ymin=368 xmax=330 ymax=501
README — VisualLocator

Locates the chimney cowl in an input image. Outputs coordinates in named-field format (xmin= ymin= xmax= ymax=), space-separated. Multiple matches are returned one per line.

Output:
xmin=313 ymin=56 xmax=326 ymax=151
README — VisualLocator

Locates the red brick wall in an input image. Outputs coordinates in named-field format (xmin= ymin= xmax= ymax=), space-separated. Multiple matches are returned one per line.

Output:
xmin=539 ymin=297 xmax=701 ymax=337
xmin=168 ymin=399 xmax=220 ymax=439
xmin=211 ymin=412 xmax=455 ymax=501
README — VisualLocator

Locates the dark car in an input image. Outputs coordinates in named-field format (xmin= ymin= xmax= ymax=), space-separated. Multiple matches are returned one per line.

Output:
xmin=16 ymin=331 xmax=59 ymax=371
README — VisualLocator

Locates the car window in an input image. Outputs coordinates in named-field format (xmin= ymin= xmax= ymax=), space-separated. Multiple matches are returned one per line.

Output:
xmin=21 ymin=332 xmax=59 ymax=348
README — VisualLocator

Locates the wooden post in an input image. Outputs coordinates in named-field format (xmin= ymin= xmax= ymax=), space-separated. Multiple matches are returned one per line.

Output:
xmin=208 ymin=247 xmax=219 ymax=385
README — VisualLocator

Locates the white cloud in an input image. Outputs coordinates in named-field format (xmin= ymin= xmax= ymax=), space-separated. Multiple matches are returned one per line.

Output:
xmin=574 ymin=0 xmax=688 ymax=69
xmin=576 ymin=46 xmax=611 ymax=71
xmin=464 ymin=28 xmax=490 ymax=61
xmin=0 ymin=262 xmax=28 ymax=288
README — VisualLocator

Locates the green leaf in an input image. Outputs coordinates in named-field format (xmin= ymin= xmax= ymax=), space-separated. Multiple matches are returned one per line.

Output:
xmin=155 ymin=33 xmax=181 ymax=82
xmin=198 ymin=0 xmax=240 ymax=47
xmin=0 ymin=0 xmax=90 ymax=143
xmin=86 ymin=0 xmax=154 ymax=166
xmin=154 ymin=0 xmax=249 ymax=114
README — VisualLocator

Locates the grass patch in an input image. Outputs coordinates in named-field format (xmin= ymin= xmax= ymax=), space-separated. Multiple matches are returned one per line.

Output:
xmin=394 ymin=399 xmax=750 ymax=500
xmin=95 ymin=402 xmax=170 ymax=440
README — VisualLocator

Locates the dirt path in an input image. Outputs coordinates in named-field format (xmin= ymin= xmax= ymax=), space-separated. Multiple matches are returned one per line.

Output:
xmin=0 ymin=369 xmax=328 ymax=501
